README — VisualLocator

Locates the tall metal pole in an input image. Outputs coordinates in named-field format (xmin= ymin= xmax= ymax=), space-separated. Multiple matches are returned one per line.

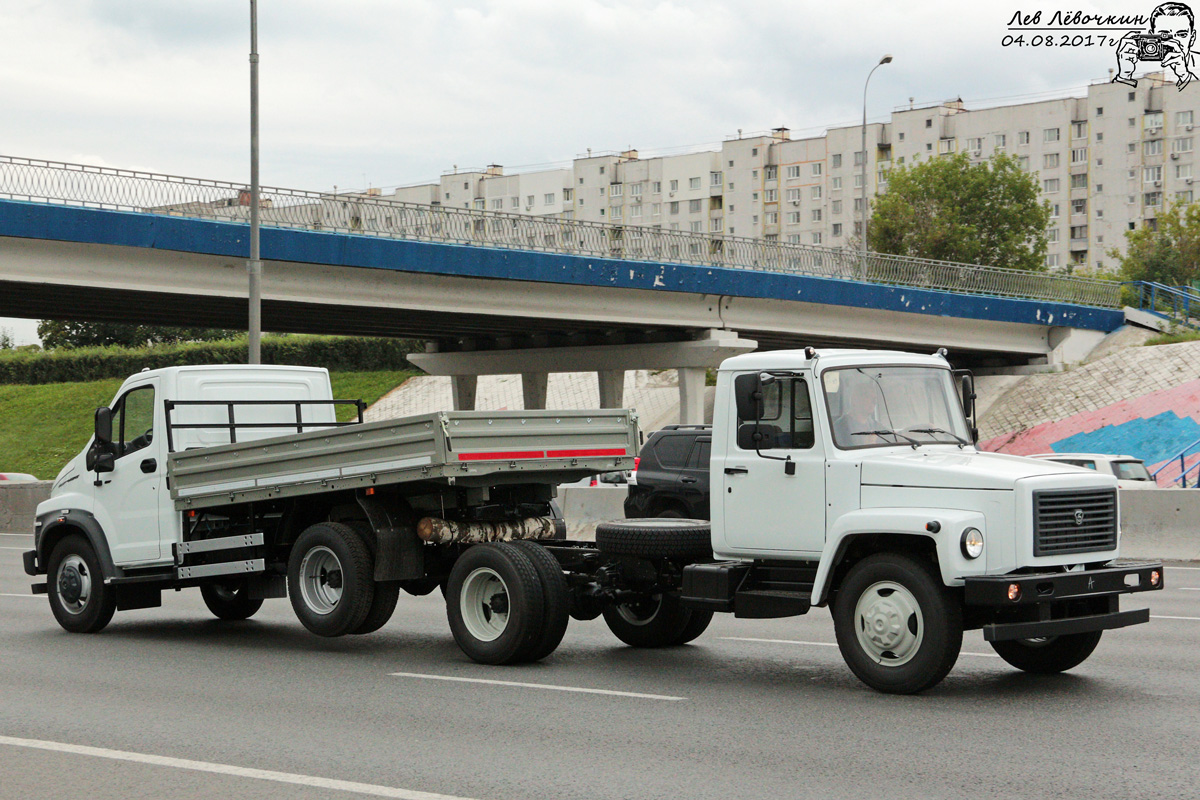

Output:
xmin=248 ymin=0 xmax=262 ymax=364
xmin=861 ymin=54 xmax=893 ymax=269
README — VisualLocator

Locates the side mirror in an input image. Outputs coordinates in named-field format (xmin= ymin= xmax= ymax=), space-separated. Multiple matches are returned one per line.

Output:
xmin=734 ymin=372 xmax=774 ymax=421
xmin=954 ymin=370 xmax=976 ymax=420
xmin=94 ymin=407 xmax=113 ymax=445
xmin=85 ymin=442 xmax=115 ymax=473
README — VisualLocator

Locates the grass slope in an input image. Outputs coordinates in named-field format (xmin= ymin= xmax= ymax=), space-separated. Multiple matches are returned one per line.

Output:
xmin=0 ymin=370 xmax=415 ymax=479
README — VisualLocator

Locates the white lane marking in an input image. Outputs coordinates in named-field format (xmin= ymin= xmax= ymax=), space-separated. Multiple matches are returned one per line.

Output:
xmin=1152 ymin=615 xmax=1200 ymax=621
xmin=0 ymin=533 xmax=32 ymax=537
xmin=719 ymin=636 xmax=1001 ymax=658
xmin=0 ymin=735 xmax=475 ymax=800
xmin=1178 ymin=587 xmax=1200 ymax=591
xmin=389 ymin=672 xmax=686 ymax=701
xmin=0 ymin=546 xmax=30 ymax=550
xmin=0 ymin=593 xmax=40 ymax=598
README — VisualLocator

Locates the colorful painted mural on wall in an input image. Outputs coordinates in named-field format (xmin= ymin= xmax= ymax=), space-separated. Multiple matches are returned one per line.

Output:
xmin=981 ymin=378 xmax=1200 ymax=487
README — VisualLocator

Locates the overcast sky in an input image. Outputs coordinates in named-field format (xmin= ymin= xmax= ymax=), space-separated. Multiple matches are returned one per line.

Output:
xmin=0 ymin=1 xmax=1145 ymax=344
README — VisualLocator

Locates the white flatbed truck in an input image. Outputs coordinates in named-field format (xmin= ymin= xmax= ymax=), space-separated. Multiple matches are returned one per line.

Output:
xmin=25 ymin=351 xmax=1164 ymax=693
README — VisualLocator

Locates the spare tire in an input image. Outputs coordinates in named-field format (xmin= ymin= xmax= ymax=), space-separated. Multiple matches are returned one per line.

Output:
xmin=595 ymin=518 xmax=712 ymax=560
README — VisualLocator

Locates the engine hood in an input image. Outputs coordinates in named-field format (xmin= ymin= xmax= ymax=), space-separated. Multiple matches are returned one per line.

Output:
xmin=860 ymin=450 xmax=1104 ymax=491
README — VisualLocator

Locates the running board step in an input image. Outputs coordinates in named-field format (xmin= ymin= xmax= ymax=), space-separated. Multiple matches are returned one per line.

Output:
xmin=176 ymin=532 xmax=264 ymax=557
xmin=176 ymin=559 xmax=265 ymax=580
xmin=733 ymin=589 xmax=811 ymax=619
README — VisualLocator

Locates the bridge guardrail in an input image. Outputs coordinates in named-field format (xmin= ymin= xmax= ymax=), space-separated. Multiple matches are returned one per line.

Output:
xmin=0 ymin=155 xmax=1122 ymax=309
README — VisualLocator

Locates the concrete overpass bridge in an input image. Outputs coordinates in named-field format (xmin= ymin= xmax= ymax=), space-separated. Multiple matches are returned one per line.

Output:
xmin=0 ymin=155 xmax=1125 ymax=422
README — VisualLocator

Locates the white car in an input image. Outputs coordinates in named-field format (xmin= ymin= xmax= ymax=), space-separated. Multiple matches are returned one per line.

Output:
xmin=0 ymin=472 xmax=38 ymax=482
xmin=1029 ymin=453 xmax=1159 ymax=489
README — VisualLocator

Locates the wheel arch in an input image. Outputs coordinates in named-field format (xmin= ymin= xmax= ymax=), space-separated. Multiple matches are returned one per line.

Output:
xmin=36 ymin=510 xmax=117 ymax=580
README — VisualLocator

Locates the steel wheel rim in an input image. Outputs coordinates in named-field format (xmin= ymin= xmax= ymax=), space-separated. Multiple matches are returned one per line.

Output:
xmin=298 ymin=546 xmax=343 ymax=615
xmin=616 ymin=594 xmax=662 ymax=626
xmin=460 ymin=567 xmax=510 ymax=642
xmin=854 ymin=580 xmax=924 ymax=666
xmin=55 ymin=554 xmax=91 ymax=615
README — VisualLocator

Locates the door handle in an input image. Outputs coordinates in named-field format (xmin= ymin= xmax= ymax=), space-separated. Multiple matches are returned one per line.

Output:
xmin=724 ymin=467 xmax=749 ymax=475
xmin=140 ymin=458 xmax=157 ymax=474
xmin=680 ymin=476 xmax=698 ymax=484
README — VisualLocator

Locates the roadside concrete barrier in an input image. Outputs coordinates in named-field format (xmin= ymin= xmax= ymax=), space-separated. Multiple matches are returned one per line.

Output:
xmin=558 ymin=487 xmax=628 ymax=541
xmin=0 ymin=481 xmax=52 ymax=534
xmin=1119 ymin=489 xmax=1200 ymax=561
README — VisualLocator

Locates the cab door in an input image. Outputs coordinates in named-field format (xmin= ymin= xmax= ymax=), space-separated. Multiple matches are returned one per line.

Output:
xmin=719 ymin=375 xmax=826 ymax=556
xmin=95 ymin=382 xmax=164 ymax=564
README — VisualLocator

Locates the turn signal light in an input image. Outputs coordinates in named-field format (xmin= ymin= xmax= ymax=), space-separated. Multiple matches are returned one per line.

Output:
xmin=1007 ymin=583 xmax=1022 ymax=602
xmin=1151 ymin=570 xmax=1161 ymax=587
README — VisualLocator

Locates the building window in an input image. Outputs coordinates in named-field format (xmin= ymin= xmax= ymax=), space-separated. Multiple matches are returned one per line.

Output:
xmin=811 ymin=186 xmax=822 ymax=200
xmin=1177 ymin=190 xmax=1194 ymax=203
xmin=787 ymin=211 xmax=801 ymax=224
xmin=765 ymin=211 xmax=779 ymax=224
xmin=1145 ymin=139 xmax=1164 ymax=156
xmin=832 ymin=199 xmax=843 ymax=214
xmin=1070 ymin=173 xmax=1088 ymax=189
xmin=925 ymin=118 xmax=933 ymax=128
xmin=1145 ymin=191 xmax=1163 ymax=206
xmin=898 ymin=133 xmax=905 ymax=141
xmin=611 ymin=206 xmax=622 ymax=219
xmin=1144 ymin=165 xmax=1163 ymax=183
xmin=1048 ymin=228 xmax=1059 ymax=243
xmin=1018 ymin=156 xmax=1030 ymax=171
xmin=1146 ymin=111 xmax=1164 ymax=128
xmin=490 ymin=198 xmax=504 ymax=210
xmin=1044 ymin=178 xmax=1060 ymax=193
xmin=1044 ymin=153 xmax=1060 ymax=169
xmin=831 ymin=177 xmax=842 ymax=190
xmin=937 ymin=139 xmax=957 ymax=154
xmin=1096 ymin=132 xmax=1104 ymax=142
xmin=562 ymin=189 xmax=573 ymax=202
xmin=786 ymin=188 xmax=801 ymax=202
xmin=544 ymin=193 xmax=555 ymax=205
xmin=853 ymin=173 xmax=865 ymax=188
xmin=926 ymin=142 xmax=933 ymax=152
xmin=1128 ymin=143 xmax=1137 ymax=153
xmin=752 ymin=192 xmax=759 ymax=201
xmin=995 ymin=133 xmax=1007 ymax=148
xmin=764 ymin=166 xmax=777 ymax=181
xmin=669 ymin=179 xmax=679 ymax=191
xmin=786 ymin=165 xmax=801 ymax=179
xmin=709 ymin=217 xmax=723 ymax=232
xmin=669 ymin=201 xmax=679 ymax=215
xmin=631 ymin=184 xmax=643 ymax=196
xmin=610 ymin=184 xmax=622 ymax=197
xmin=1047 ymin=254 xmax=1060 ymax=268
xmin=1177 ymin=163 xmax=1193 ymax=179
xmin=812 ymin=209 xmax=823 ymax=222
xmin=1018 ymin=131 xmax=1030 ymax=145
xmin=812 ymin=232 xmax=823 ymax=244
xmin=853 ymin=197 xmax=865 ymax=212
xmin=1050 ymin=203 xmax=1060 ymax=217
xmin=1096 ymin=106 xmax=1104 ymax=116
xmin=854 ymin=221 xmax=863 ymax=236
xmin=1072 ymin=198 xmax=1087 ymax=215
xmin=1096 ymin=183 xmax=1103 ymax=192
xmin=652 ymin=181 xmax=661 ymax=193
xmin=688 ymin=199 xmax=702 ymax=213
xmin=812 ymin=163 xmax=823 ymax=176
xmin=686 ymin=176 xmax=699 ymax=190
xmin=752 ymin=147 xmax=758 ymax=156
xmin=652 ymin=203 xmax=661 ymax=215
xmin=631 ymin=203 xmax=643 ymax=217
xmin=968 ymin=137 xmax=983 ymax=151
xmin=853 ymin=150 xmax=866 ymax=166
xmin=510 ymin=196 xmax=519 ymax=208
xmin=764 ymin=189 xmax=778 ymax=202
xmin=689 ymin=220 xmax=702 ymax=232
xmin=1072 ymin=122 xmax=1086 ymax=139
xmin=832 ymin=223 xmax=843 ymax=236
xmin=1044 ymin=128 xmax=1061 ymax=143
xmin=1096 ymin=208 xmax=1103 ymax=218
xmin=832 ymin=154 xmax=843 ymax=168
xmin=1070 ymin=225 xmax=1088 ymax=239
xmin=1178 ymin=110 xmax=1195 ymax=126
xmin=1174 ymin=137 xmax=1194 ymax=153
xmin=1071 ymin=148 xmax=1087 ymax=163
xmin=474 ymin=199 xmax=484 ymax=209
xmin=786 ymin=234 xmax=801 ymax=244
xmin=710 ymin=172 xmax=723 ymax=187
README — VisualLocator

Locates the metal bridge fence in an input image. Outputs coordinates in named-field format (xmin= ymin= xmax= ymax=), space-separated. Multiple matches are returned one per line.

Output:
xmin=0 ymin=155 xmax=1122 ymax=309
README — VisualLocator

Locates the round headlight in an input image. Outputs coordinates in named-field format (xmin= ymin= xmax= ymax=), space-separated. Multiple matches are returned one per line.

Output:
xmin=961 ymin=527 xmax=984 ymax=559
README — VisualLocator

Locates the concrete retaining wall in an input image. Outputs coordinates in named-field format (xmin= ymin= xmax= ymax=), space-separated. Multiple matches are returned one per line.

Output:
xmin=0 ymin=481 xmax=52 ymax=534
xmin=558 ymin=487 xmax=628 ymax=541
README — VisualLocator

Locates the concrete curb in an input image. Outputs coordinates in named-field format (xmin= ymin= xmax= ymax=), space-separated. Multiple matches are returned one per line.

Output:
xmin=0 ymin=482 xmax=51 ymax=534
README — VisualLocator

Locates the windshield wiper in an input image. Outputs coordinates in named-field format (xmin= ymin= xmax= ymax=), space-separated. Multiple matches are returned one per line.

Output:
xmin=853 ymin=429 xmax=922 ymax=448
xmin=907 ymin=427 xmax=970 ymax=448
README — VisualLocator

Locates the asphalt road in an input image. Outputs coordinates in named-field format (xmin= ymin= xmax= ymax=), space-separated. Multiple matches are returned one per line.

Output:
xmin=2 ymin=530 xmax=1198 ymax=800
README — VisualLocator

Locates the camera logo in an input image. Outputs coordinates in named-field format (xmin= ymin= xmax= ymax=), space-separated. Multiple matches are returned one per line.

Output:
xmin=1114 ymin=2 xmax=1199 ymax=89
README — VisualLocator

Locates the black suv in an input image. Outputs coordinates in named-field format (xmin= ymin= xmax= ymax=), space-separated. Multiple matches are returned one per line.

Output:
xmin=624 ymin=424 xmax=711 ymax=520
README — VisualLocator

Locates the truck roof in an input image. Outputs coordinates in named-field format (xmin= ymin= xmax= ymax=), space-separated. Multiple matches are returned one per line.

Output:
xmin=718 ymin=348 xmax=949 ymax=373
xmin=124 ymin=364 xmax=330 ymax=382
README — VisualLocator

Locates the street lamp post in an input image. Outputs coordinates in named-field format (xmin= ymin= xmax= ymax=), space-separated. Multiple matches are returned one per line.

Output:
xmin=861 ymin=54 xmax=893 ymax=268
xmin=248 ymin=0 xmax=262 ymax=364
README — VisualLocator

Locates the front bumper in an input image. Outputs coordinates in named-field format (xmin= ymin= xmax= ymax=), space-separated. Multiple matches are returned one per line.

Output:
xmin=22 ymin=549 xmax=38 ymax=576
xmin=962 ymin=560 xmax=1163 ymax=642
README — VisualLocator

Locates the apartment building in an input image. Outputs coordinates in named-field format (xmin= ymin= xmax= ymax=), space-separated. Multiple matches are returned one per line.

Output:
xmin=375 ymin=72 xmax=1195 ymax=273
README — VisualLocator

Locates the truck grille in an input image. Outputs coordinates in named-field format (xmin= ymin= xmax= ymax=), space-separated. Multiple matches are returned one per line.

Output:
xmin=1033 ymin=488 xmax=1118 ymax=556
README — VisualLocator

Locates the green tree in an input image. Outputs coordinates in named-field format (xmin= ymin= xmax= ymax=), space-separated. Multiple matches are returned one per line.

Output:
xmin=1114 ymin=200 xmax=1200 ymax=286
xmin=36 ymin=321 xmax=238 ymax=350
xmin=868 ymin=152 xmax=1051 ymax=271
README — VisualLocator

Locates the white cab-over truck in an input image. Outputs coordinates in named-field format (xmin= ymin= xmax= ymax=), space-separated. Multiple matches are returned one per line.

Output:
xmin=25 ymin=350 xmax=1163 ymax=693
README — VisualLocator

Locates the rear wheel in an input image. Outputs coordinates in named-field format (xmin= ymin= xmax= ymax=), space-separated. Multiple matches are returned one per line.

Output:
xmin=351 ymin=581 xmax=401 ymax=635
xmin=602 ymin=593 xmax=699 ymax=648
xmin=47 ymin=534 xmax=116 ymax=634
xmin=510 ymin=540 xmax=571 ymax=662
xmin=200 ymin=579 xmax=263 ymax=621
xmin=832 ymin=553 xmax=962 ymax=694
xmin=990 ymin=632 xmax=1103 ymax=674
xmin=288 ymin=522 xmax=375 ymax=637
xmin=446 ymin=543 xmax=545 ymax=665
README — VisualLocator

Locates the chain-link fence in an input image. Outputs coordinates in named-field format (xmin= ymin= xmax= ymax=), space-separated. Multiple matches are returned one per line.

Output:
xmin=0 ymin=154 xmax=1122 ymax=308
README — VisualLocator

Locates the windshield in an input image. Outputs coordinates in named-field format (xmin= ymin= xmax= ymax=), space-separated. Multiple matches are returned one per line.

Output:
xmin=1113 ymin=460 xmax=1153 ymax=481
xmin=822 ymin=365 xmax=971 ymax=450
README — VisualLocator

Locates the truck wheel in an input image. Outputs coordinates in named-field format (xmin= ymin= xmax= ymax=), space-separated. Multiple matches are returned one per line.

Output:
xmin=833 ymin=553 xmax=963 ymax=694
xmin=351 ymin=581 xmax=401 ymax=635
xmin=47 ymin=534 xmax=117 ymax=634
xmin=676 ymin=608 xmax=714 ymax=644
xmin=602 ymin=593 xmax=698 ymax=647
xmin=446 ymin=543 xmax=545 ymax=665
xmin=200 ymin=579 xmax=264 ymax=621
xmin=288 ymin=522 xmax=375 ymax=637
xmin=990 ymin=632 xmax=1103 ymax=674
xmin=511 ymin=540 xmax=571 ymax=662
xmin=595 ymin=518 xmax=712 ymax=560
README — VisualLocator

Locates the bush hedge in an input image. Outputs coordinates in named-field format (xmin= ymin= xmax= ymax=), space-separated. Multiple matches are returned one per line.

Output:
xmin=0 ymin=335 xmax=423 ymax=385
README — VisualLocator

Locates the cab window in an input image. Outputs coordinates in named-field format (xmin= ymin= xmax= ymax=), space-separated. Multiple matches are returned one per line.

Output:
xmin=115 ymin=386 xmax=156 ymax=458
xmin=737 ymin=377 xmax=814 ymax=450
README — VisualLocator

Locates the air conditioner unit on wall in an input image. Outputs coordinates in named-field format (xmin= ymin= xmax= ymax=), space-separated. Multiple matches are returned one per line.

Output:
xmin=1154 ymin=180 xmax=1162 ymax=187
xmin=1189 ymin=124 xmax=1195 ymax=131
xmin=1149 ymin=127 xmax=1160 ymax=135
xmin=1187 ymin=177 xmax=1193 ymax=184
xmin=1172 ymin=153 xmax=1179 ymax=159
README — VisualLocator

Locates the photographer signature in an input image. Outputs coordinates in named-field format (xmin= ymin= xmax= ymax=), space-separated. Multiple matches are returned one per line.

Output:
xmin=1114 ymin=2 xmax=1199 ymax=89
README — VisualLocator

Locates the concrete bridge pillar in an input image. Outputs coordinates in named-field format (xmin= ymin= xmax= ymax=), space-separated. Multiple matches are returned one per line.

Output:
xmin=521 ymin=372 xmax=548 ymax=410
xmin=451 ymin=375 xmax=477 ymax=411
xmin=597 ymin=370 xmax=626 ymax=409
xmin=678 ymin=367 xmax=706 ymax=424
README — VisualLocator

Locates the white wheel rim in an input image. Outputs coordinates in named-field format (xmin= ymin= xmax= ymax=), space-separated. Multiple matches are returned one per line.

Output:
xmin=616 ymin=594 xmax=662 ymax=626
xmin=298 ymin=546 xmax=343 ymax=615
xmin=460 ymin=567 xmax=510 ymax=642
xmin=55 ymin=554 xmax=92 ymax=615
xmin=853 ymin=580 xmax=924 ymax=666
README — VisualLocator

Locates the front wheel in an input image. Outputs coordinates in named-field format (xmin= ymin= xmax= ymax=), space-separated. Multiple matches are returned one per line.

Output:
xmin=47 ymin=534 xmax=116 ymax=633
xmin=200 ymin=579 xmax=263 ymax=621
xmin=602 ymin=593 xmax=701 ymax=648
xmin=990 ymin=632 xmax=1103 ymax=674
xmin=832 ymin=553 xmax=963 ymax=694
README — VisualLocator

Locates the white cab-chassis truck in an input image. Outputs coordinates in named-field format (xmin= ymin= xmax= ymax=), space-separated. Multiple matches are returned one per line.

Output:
xmin=24 ymin=351 xmax=1163 ymax=693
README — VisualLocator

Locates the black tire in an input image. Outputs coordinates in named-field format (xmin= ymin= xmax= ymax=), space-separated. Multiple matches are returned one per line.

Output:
xmin=990 ymin=631 xmax=1103 ymax=674
xmin=47 ymin=534 xmax=116 ymax=634
xmin=832 ymin=553 xmax=963 ymax=695
xmin=676 ymin=608 xmax=714 ymax=644
xmin=511 ymin=540 xmax=571 ymax=662
xmin=288 ymin=522 xmax=375 ymax=637
xmin=200 ymin=579 xmax=264 ymax=621
xmin=351 ymin=581 xmax=401 ymax=635
xmin=595 ymin=518 xmax=712 ymax=560
xmin=446 ymin=543 xmax=545 ymax=665
xmin=602 ymin=593 xmax=698 ymax=648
